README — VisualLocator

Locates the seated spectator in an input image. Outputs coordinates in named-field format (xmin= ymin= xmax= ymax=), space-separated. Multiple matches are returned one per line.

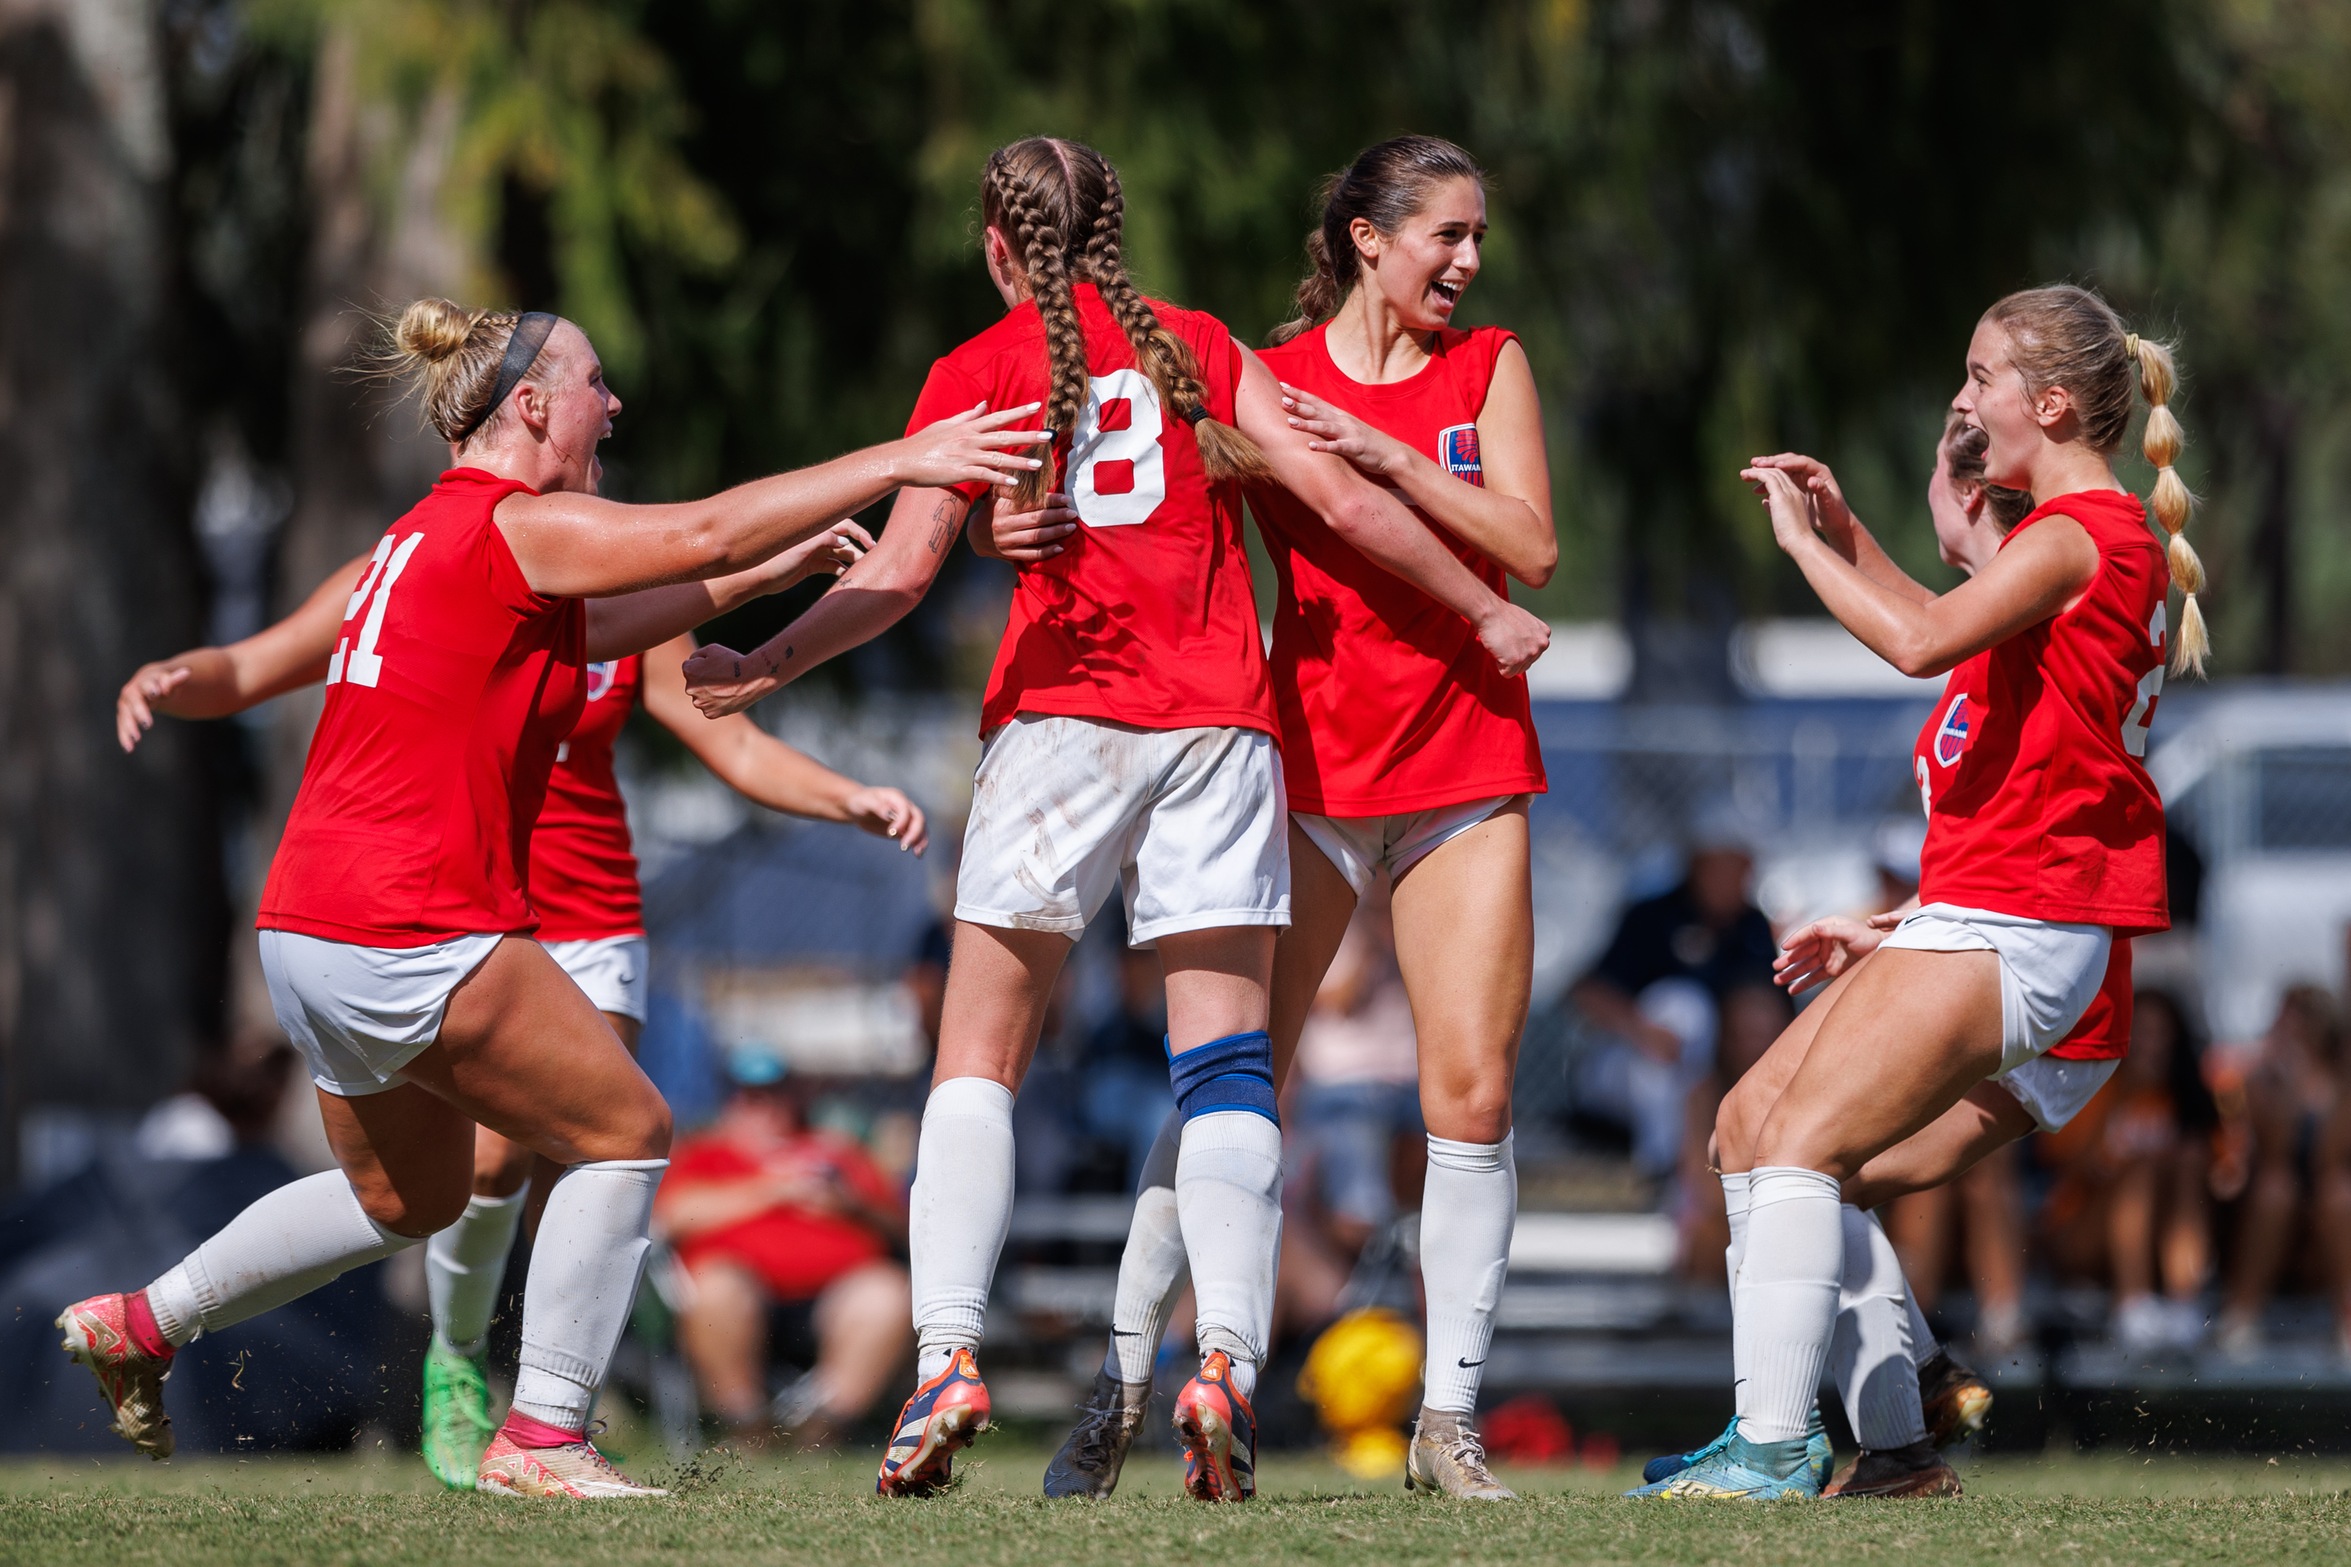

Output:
xmin=1280 ymin=892 xmax=1424 ymax=1330
xmin=1569 ymin=819 xmax=1779 ymax=1179
xmin=2038 ymin=989 xmax=2216 ymax=1351
xmin=658 ymin=1045 xmax=911 ymax=1445
xmin=2216 ymin=985 xmax=2351 ymax=1357
xmin=1887 ymin=1149 xmax=2030 ymax=1359
xmin=1677 ymin=984 xmax=1793 ymax=1280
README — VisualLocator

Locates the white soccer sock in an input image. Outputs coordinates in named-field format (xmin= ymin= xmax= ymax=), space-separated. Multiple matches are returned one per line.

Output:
xmin=909 ymin=1077 xmax=1016 ymax=1381
xmin=1104 ymin=1109 xmax=1188 ymax=1386
xmin=144 ymin=1171 xmax=417 ymax=1346
xmin=1418 ymin=1132 xmax=1516 ymax=1415
xmin=1177 ymin=1110 xmax=1283 ymax=1401
xmin=509 ymin=1159 xmax=665 ymax=1431
xmin=1830 ymin=1205 xmax=1928 ymax=1450
xmin=1733 ymin=1165 xmax=1844 ymax=1444
xmin=426 ymin=1187 xmax=527 ymax=1357
xmin=1721 ymin=1170 xmax=1752 ymax=1424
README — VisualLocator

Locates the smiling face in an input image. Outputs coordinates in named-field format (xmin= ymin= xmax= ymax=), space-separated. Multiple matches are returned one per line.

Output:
xmin=1355 ymin=174 xmax=1486 ymax=333
xmin=1952 ymin=317 xmax=2054 ymax=493
xmin=525 ymin=320 xmax=621 ymax=494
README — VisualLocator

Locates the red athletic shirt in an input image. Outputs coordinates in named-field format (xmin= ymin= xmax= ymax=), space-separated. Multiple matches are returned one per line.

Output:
xmin=1252 ymin=323 xmax=1546 ymax=815
xmin=258 ymin=469 xmax=585 ymax=946
xmin=1913 ymin=490 xmax=2170 ymax=935
xmin=660 ymin=1130 xmax=900 ymax=1303
xmin=531 ymin=654 xmax=646 ymax=941
xmin=906 ymin=283 xmax=1274 ymax=738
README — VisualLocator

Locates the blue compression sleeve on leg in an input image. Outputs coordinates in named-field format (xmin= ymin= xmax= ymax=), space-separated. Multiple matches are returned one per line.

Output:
xmin=1166 ymin=1030 xmax=1279 ymax=1125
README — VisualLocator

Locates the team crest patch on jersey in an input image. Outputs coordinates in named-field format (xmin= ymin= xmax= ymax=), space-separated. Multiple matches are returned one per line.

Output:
xmin=1437 ymin=424 xmax=1485 ymax=487
xmin=1933 ymin=692 xmax=1974 ymax=768
xmin=585 ymin=661 xmax=619 ymax=702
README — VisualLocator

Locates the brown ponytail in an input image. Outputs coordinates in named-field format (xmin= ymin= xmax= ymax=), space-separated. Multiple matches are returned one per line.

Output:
xmin=1271 ymin=135 xmax=1486 ymax=345
xmin=981 ymin=137 xmax=1267 ymax=506
xmin=1985 ymin=285 xmax=2207 ymax=676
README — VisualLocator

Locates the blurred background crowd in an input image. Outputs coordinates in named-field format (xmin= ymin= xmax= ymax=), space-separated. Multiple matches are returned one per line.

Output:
xmin=12 ymin=0 xmax=2351 ymax=1463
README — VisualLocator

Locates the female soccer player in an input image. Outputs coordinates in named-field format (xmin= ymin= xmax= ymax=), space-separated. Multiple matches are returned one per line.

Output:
xmin=683 ymin=137 xmax=1549 ymax=1502
xmin=1635 ymin=284 xmax=2198 ymax=1500
xmin=1000 ymin=135 xmax=1554 ymax=1502
xmin=61 ymin=298 xmax=1040 ymax=1496
xmin=117 ymin=544 xmax=930 ymax=1490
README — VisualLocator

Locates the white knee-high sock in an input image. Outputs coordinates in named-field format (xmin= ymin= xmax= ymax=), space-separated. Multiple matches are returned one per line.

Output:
xmin=1830 ymin=1205 xmax=1928 ymax=1450
xmin=509 ymin=1159 xmax=665 ymax=1432
xmin=144 ymin=1171 xmax=418 ymax=1345
xmin=1721 ymin=1170 xmax=1752 ymax=1424
xmin=427 ymin=1187 xmax=528 ymax=1357
xmin=1733 ymin=1166 xmax=1844 ymax=1444
xmin=909 ymin=1077 xmax=1016 ymax=1380
xmin=1177 ymin=1110 xmax=1283 ymax=1400
xmin=1419 ymin=1132 xmax=1516 ymax=1415
xmin=1104 ymin=1109 xmax=1188 ymax=1386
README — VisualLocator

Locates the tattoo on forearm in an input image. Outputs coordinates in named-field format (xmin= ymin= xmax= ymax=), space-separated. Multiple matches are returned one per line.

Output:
xmin=926 ymin=496 xmax=967 ymax=554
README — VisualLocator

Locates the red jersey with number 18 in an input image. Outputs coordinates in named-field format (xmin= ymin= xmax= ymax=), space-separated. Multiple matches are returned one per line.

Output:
xmin=532 ymin=654 xmax=646 ymax=941
xmin=1913 ymin=489 xmax=2169 ymax=936
xmin=905 ymin=283 xmax=1273 ymax=738
xmin=258 ymin=468 xmax=586 ymax=947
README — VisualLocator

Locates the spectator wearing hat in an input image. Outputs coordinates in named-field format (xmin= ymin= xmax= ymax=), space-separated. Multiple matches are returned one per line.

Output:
xmin=656 ymin=1045 xmax=911 ymax=1444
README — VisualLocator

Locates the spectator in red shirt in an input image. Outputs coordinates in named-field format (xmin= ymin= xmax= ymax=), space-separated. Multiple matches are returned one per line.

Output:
xmin=657 ymin=1046 xmax=911 ymax=1445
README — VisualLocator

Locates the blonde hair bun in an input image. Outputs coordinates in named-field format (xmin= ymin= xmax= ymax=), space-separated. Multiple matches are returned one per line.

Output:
xmin=395 ymin=298 xmax=480 ymax=364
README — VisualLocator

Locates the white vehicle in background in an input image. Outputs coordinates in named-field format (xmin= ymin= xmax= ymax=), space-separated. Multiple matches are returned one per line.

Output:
xmin=2150 ymin=684 xmax=2351 ymax=1042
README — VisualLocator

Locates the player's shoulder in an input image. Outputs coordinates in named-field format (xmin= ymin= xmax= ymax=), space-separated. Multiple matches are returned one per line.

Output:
xmin=1256 ymin=320 xmax=1326 ymax=374
xmin=933 ymin=306 xmax=1043 ymax=381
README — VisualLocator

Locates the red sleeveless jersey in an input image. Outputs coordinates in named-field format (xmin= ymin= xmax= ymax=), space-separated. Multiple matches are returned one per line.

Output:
xmin=906 ymin=283 xmax=1273 ymax=737
xmin=1251 ymin=323 xmax=1546 ymax=815
xmin=1913 ymin=489 xmax=2170 ymax=935
xmin=531 ymin=654 xmax=646 ymax=941
xmin=258 ymin=469 xmax=586 ymax=946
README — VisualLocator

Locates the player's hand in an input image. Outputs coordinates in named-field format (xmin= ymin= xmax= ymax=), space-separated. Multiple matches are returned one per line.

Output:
xmin=986 ymin=491 xmax=1079 ymax=562
xmin=1743 ymin=464 xmax=1826 ymax=559
xmin=843 ymin=785 xmax=929 ymax=856
xmin=116 ymin=661 xmax=192 ymax=753
xmin=768 ymin=519 xmax=875 ymax=590
xmin=680 ymin=640 xmax=788 ymax=717
xmin=890 ymin=401 xmax=1053 ymax=491
xmin=1749 ymin=452 xmax=1856 ymax=543
xmin=1773 ymin=914 xmax=1886 ymax=993
xmin=1280 ymin=383 xmax=1408 ymax=478
xmin=1472 ymin=598 xmax=1550 ymax=679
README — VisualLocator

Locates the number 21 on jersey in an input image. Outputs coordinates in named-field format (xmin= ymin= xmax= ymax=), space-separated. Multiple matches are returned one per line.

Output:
xmin=1068 ymin=369 xmax=1166 ymax=528
xmin=327 ymin=531 xmax=424 ymax=689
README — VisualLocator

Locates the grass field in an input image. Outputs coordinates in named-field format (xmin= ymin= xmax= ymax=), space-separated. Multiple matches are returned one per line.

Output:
xmin=5 ymin=1442 xmax=2350 ymax=1567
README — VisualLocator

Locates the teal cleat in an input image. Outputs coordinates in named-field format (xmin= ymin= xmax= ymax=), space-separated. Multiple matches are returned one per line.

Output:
xmin=1640 ymin=1409 xmax=1830 ymax=1490
xmin=1625 ymin=1429 xmax=1823 ymax=1499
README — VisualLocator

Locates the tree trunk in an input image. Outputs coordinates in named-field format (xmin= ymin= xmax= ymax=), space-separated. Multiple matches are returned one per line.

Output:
xmin=0 ymin=0 xmax=221 ymax=1185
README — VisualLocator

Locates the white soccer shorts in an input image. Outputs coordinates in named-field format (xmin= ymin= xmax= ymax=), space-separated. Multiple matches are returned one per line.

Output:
xmin=258 ymin=928 xmax=504 ymax=1097
xmin=1877 ymin=902 xmax=2112 ymax=1074
xmin=1990 ymin=1053 xmax=2122 ymax=1132
xmin=544 ymin=934 xmax=649 ymax=1022
xmin=1292 ymin=796 xmax=1516 ymax=897
xmin=955 ymin=714 xmax=1289 ymax=946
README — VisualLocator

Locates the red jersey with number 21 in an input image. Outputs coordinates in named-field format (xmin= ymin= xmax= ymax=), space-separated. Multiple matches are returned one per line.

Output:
xmin=1252 ymin=322 xmax=1545 ymax=815
xmin=1913 ymin=489 xmax=2169 ymax=936
xmin=906 ymin=283 xmax=1273 ymax=738
xmin=532 ymin=654 xmax=645 ymax=941
xmin=258 ymin=468 xmax=586 ymax=947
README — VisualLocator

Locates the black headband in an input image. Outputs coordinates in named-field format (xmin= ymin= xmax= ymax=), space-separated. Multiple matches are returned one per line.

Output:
xmin=452 ymin=311 xmax=559 ymax=442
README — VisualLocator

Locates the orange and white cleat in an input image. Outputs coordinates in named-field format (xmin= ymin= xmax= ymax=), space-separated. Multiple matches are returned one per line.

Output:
xmin=56 ymin=1292 xmax=175 ymax=1460
xmin=1172 ymin=1350 xmax=1256 ymax=1502
xmin=476 ymin=1426 xmax=668 ymax=1499
xmin=877 ymin=1347 xmax=992 ymax=1497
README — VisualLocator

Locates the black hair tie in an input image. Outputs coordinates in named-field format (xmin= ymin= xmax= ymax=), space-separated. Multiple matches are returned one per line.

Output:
xmin=1179 ymin=404 xmax=1209 ymax=425
xmin=452 ymin=311 xmax=559 ymax=442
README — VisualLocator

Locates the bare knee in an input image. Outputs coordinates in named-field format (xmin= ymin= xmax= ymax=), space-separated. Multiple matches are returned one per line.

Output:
xmin=351 ymin=1167 xmax=470 ymax=1238
xmin=1716 ymin=1072 xmax=1771 ymax=1172
xmin=573 ymin=1087 xmax=673 ymax=1164
xmin=472 ymin=1132 xmax=535 ymax=1197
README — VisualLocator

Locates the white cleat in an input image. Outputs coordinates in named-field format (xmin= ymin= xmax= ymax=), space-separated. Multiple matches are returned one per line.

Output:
xmin=1406 ymin=1409 xmax=1516 ymax=1500
xmin=476 ymin=1431 xmax=669 ymax=1498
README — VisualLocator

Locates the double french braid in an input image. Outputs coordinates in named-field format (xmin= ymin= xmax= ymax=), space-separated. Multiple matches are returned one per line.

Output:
xmin=984 ymin=149 xmax=1090 ymax=509
xmin=1078 ymin=154 xmax=1269 ymax=483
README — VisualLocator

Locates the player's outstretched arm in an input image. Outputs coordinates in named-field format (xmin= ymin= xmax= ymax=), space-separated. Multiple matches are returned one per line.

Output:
xmin=584 ymin=521 xmax=872 ymax=660
xmin=679 ymin=485 xmax=968 ymax=717
xmin=496 ymin=402 xmax=1046 ymax=600
xmin=115 ymin=552 xmax=370 ymax=752
xmin=640 ymin=635 xmax=928 ymax=854
xmin=1234 ymin=346 xmax=1549 ymax=678
xmin=1747 ymin=464 xmax=2095 ymax=678
xmin=1747 ymin=452 xmax=1934 ymax=605
xmin=1276 ymin=337 xmax=1556 ymax=586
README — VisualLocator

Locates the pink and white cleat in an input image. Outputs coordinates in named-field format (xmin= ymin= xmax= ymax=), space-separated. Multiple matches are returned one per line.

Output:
xmin=477 ymin=1421 xmax=669 ymax=1499
xmin=56 ymin=1292 xmax=175 ymax=1460
xmin=1172 ymin=1350 xmax=1257 ymax=1502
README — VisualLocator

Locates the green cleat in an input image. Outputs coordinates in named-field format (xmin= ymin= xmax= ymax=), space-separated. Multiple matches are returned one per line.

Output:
xmin=421 ymin=1339 xmax=496 ymax=1491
